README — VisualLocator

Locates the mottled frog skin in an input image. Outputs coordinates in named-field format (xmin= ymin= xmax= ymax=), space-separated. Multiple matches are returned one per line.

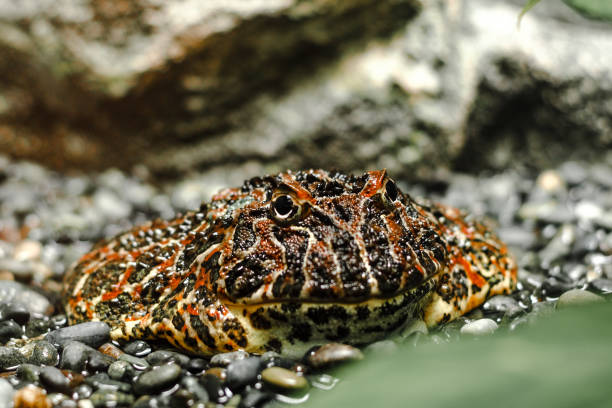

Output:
xmin=63 ymin=170 xmax=516 ymax=356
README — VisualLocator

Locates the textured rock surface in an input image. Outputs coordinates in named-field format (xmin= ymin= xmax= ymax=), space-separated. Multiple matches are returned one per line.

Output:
xmin=1 ymin=0 xmax=611 ymax=181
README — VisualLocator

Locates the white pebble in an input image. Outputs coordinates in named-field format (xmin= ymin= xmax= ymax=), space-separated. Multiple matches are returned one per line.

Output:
xmin=460 ymin=318 xmax=498 ymax=336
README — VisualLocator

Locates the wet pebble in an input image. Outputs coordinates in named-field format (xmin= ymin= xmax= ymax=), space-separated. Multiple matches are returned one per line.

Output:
xmin=460 ymin=319 xmax=498 ymax=336
xmin=181 ymin=376 xmax=209 ymax=403
xmin=261 ymin=366 xmax=308 ymax=391
xmin=0 ymin=302 xmax=31 ymax=325
xmin=557 ymin=289 xmax=605 ymax=308
xmin=133 ymin=362 xmax=182 ymax=394
xmin=0 ymin=281 xmax=52 ymax=316
xmin=186 ymin=358 xmax=207 ymax=374
xmin=25 ymin=318 xmax=54 ymax=338
xmin=118 ymin=353 xmax=150 ymax=370
xmin=239 ymin=389 xmax=274 ymax=408
xmin=226 ymin=357 xmax=262 ymax=390
xmin=60 ymin=341 xmax=113 ymax=373
xmin=0 ymin=319 xmax=22 ymax=343
xmin=483 ymin=296 xmax=523 ymax=317
xmin=210 ymin=350 xmax=249 ymax=367
xmin=146 ymin=350 xmax=190 ymax=367
xmin=588 ymin=278 xmax=612 ymax=294
xmin=46 ymin=322 xmax=110 ymax=349
xmin=108 ymin=360 xmax=136 ymax=382
xmin=122 ymin=340 xmax=151 ymax=357
xmin=90 ymin=390 xmax=134 ymax=408
xmin=304 ymin=343 xmax=364 ymax=369
xmin=39 ymin=366 xmax=70 ymax=393
xmin=17 ymin=363 xmax=43 ymax=383
xmin=200 ymin=374 xmax=229 ymax=404
xmin=0 ymin=345 xmax=26 ymax=369
xmin=20 ymin=340 xmax=59 ymax=366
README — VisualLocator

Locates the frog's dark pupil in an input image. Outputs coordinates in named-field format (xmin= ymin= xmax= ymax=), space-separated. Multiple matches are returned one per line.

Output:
xmin=385 ymin=180 xmax=398 ymax=202
xmin=273 ymin=195 xmax=294 ymax=217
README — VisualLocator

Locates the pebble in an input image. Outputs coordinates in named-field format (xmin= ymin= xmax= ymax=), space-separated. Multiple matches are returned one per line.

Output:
xmin=0 ymin=345 xmax=26 ymax=369
xmin=13 ymin=385 xmax=51 ymax=408
xmin=0 ymin=319 xmax=22 ymax=343
xmin=122 ymin=340 xmax=151 ymax=357
xmin=181 ymin=376 xmax=209 ymax=403
xmin=85 ymin=375 xmax=131 ymax=393
xmin=0 ymin=302 xmax=31 ymax=324
xmin=25 ymin=318 xmax=54 ymax=338
xmin=89 ymin=390 xmax=134 ymax=408
xmin=261 ymin=367 xmax=308 ymax=391
xmin=0 ymin=378 xmax=15 ymax=408
xmin=239 ymin=389 xmax=274 ymax=408
xmin=146 ymin=350 xmax=190 ymax=367
xmin=20 ymin=340 xmax=60 ymax=366
xmin=226 ymin=357 xmax=262 ymax=390
xmin=364 ymin=340 xmax=398 ymax=354
xmin=588 ymin=278 xmax=612 ymax=294
xmin=200 ymin=374 xmax=229 ymax=404
xmin=484 ymin=296 xmax=523 ymax=319
xmin=557 ymin=289 xmax=605 ymax=309
xmin=17 ymin=363 xmax=43 ymax=382
xmin=108 ymin=360 xmax=136 ymax=382
xmin=0 ymin=281 xmax=52 ymax=316
xmin=133 ymin=363 xmax=182 ymax=394
xmin=205 ymin=367 xmax=227 ymax=381
xmin=460 ymin=318 xmax=498 ymax=336
xmin=60 ymin=341 xmax=108 ymax=373
xmin=210 ymin=350 xmax=249 ymax=367
xmin=304 ymin=343 xmax=364 ymax=369
xmin=186 ymin=358 xmax=207 ymax=374
xmin=46 ymin=322 xmax=110 ymax=349
xmin=39 ymin=366 xmax=71 ymax=393
xmin=118 ymin=353 xmax=150 ymax=370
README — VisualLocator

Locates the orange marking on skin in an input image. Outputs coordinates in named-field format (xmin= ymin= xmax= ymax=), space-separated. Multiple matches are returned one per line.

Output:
xmin=101 ymin=266 xmax=134 ymax=301
xmin=186 ymin=304 xmax=199 ymax=316
xmin=456 ymin=255 xmax=486 ymax=288
xmin=361 ymin=169 xmax=387 ymax=197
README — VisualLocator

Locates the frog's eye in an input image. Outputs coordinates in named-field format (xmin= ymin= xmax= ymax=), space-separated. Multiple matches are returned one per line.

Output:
xmin=271 ymin=193 xmax=304 ymax=223
xmin=384 ymin=179 xmax=399 ymax=203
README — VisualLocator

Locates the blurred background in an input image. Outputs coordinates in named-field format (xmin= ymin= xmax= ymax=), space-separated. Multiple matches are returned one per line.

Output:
xmin=1 ymin=0 xmax=611 ymax=407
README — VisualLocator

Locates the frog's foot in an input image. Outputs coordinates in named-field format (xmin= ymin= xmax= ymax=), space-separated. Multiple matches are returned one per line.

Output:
xmin=423 ymin=254 xmax=517 ymax=327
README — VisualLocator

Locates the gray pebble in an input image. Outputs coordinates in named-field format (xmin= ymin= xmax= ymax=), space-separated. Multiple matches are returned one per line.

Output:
xmin=181 ymin=376 xmax=209 ymax=403
xmin=39 ymin=366 xmax=70 ymax=393
xmin=85 ymin=375 xmax=131 ymax=393
xmin=118 ymin=353 xmax=150 ymax=370
xmin=59 ymin=341 xmax=112 ymax=373
xmin=146 ymin=350 xmax=190 ymax=367
xmin=108 ymin=360 xmax=136 ymax=382
xmin=238 ymin=389 xmax=273 ymax=408
xmin=46 ymin=322 xmax=110 ymax=349
xmin=20 ymin=340 xmax=59 ymax=366
xmin=0 ymin=282 xmax=52 ymax=316
xmin=588 ymin=278 xmax=612 ymax=294
xmin=16 ymin=363 xmax=42 ymax=382
xmin=460 ymin=318 xmax=498 ymax=336
xmin=25 ymin=318 xmax=54 ymax=338
xmin=0 ymin=302 xmax=30 ymax=324
xmin=305 ymin=343 xmax=364 ymax=369
xmin=0 ymin=378 xmax=15 ymax=408
xmin=210 ymin=350 xmax=249 ymax=367
xmin=133 ymin=362 xmax=182 ymax=394
xmin=90 ymin=390 xmax=134 ymax=408
xmin=261 ymin=366 xmax=308 ymax=390
xmin=226 ymin=357 xmax=262 ymax=390
xmin=557 ymin=289 xmax=605 ymax=309
xmin=483 ymin=295 xmax=522 ymax=317
xmin=0 ymin=345 xmax=25 ymax=370
xmin=0 ymin=319 xmax=22 ymax=343
xmin=122 ymin=340 xmax=151 ymax=357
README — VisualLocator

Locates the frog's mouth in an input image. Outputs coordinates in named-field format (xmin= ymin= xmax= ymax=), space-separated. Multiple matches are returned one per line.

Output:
xmin=223 ymin=275 xmax=439 ymax=356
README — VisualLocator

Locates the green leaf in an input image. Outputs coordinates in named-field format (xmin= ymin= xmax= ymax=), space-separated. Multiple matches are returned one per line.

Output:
xmin=563 ymin=0 xmax=612 ymax=22
xmin=305 ymin=301 xmax=612 ymax=408
xmin=517 ymin=0 xmax=543 ymax=28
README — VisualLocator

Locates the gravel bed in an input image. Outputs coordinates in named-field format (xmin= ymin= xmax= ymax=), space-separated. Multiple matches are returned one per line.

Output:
xmin=0 ymin=154 xmax=611 ymax=408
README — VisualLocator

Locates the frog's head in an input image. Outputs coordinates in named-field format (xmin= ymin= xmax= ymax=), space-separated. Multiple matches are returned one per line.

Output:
xmin=200 ymin=169 xmax=448 ymax=354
